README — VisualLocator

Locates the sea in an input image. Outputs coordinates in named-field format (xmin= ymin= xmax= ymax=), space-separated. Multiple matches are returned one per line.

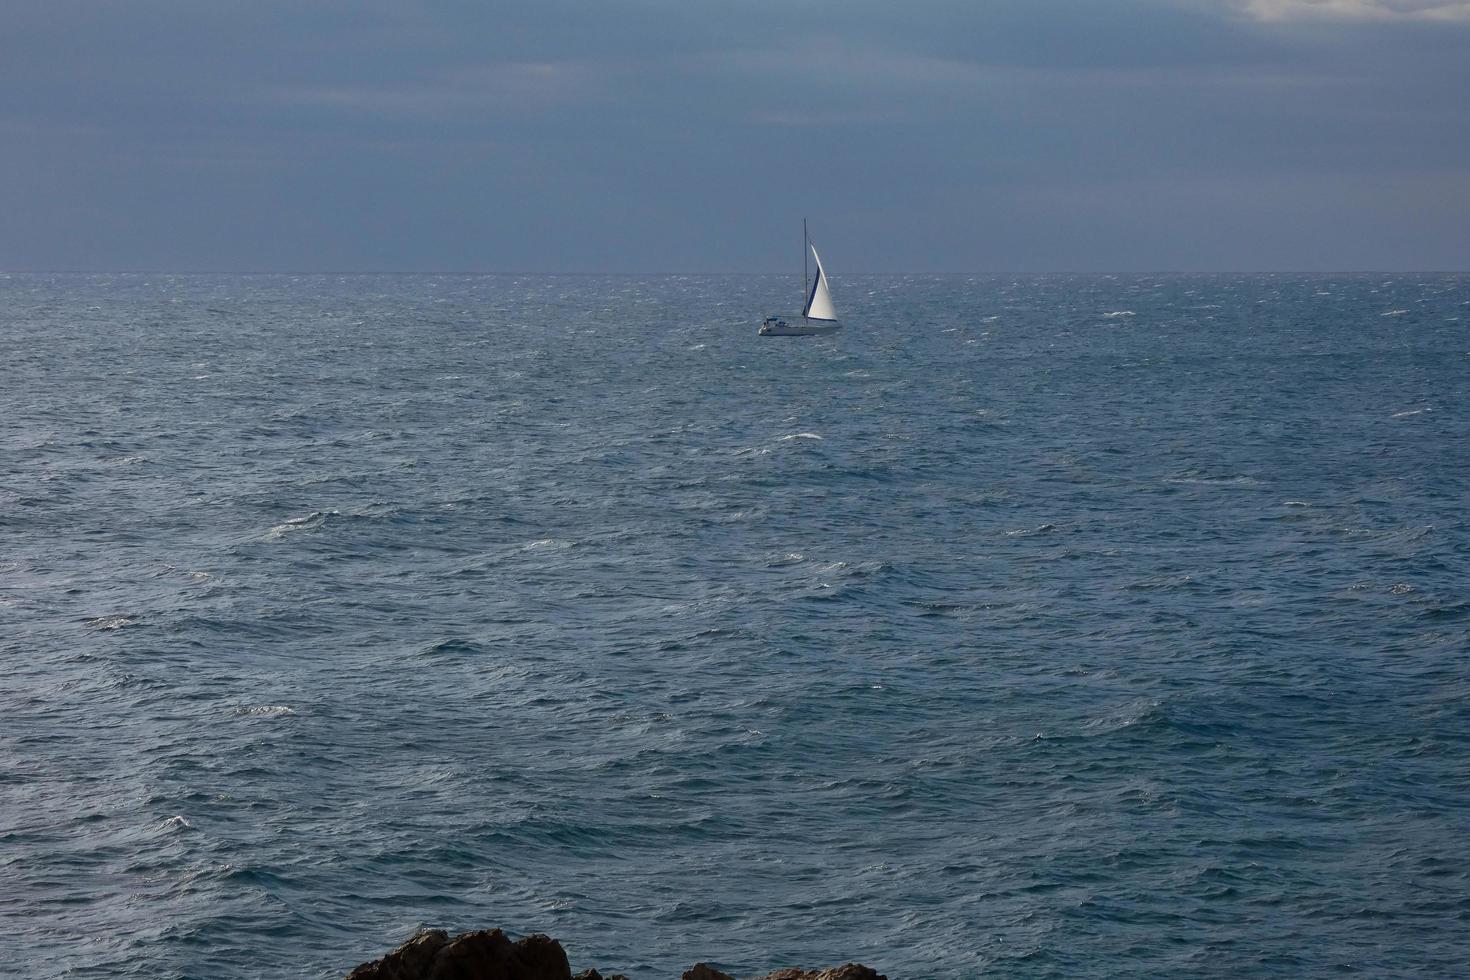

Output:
xmin=3 ymin=272 xmax=1468 ymax=979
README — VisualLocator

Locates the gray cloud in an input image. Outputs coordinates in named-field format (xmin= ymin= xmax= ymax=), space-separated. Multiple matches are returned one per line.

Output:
xmin=1239 ymin=0 xmax=1470 ymax=21
xmin=1 ymin=1 xmax=1467 ymax=271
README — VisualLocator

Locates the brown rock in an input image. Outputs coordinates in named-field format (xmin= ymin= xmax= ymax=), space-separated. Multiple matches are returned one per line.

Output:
xmin=346 ymin=930 xmax=449 ymax=980
xmin=749 ymin=967 xmax=886 ymax=980
xmin=345 ymin=927 xmax=883 ymax=980
xmin=810 ymin=967 xmax=886 ymax=980
xmin=682 ymin=966 xmax=736 ymax=980
xmin=345 ymin=928 xmax=571 ymax=980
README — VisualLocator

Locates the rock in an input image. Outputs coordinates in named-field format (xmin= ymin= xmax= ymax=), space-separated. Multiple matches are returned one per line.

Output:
xmin=750 ymin=969 xmax=886 ymax=980
xmin=817 ymin=968 xmax=886 ymax=980
xmin=680 ymin=963 xmax=886 ymax=980
xmin=682 ymin=966 xmax=736 ymax=980
xmin=345 ymin=928 xmax=571 ymax=980
xmin=346 ymin=930 xmax=449 ymax=980
xmin=345 ymin=928 xmax=883 ymax=980
xmin=680 ymin=960 xmax=888 ymax=980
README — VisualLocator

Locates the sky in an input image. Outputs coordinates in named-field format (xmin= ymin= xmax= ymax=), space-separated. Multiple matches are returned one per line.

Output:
xmin=2 ymin=0 xmax=1468 ymax=273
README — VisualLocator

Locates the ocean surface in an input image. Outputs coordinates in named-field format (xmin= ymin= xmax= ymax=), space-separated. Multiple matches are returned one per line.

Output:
xmin=3 ymin=272 xmax=1468 ymax=979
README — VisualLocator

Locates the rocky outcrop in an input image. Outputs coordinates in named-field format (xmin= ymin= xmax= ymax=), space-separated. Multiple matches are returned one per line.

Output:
xmin=681 ymin=967 xmax=735 ymax=980
xmin=749 ymin=969 xmax=885 ymax=980
xmin=345 ymin=929 xmax=884 ymax=980
xmin=681 ymin=966 xmax=885 ymax=980
xmin=345 ymin=928 xmax=570 ymax=980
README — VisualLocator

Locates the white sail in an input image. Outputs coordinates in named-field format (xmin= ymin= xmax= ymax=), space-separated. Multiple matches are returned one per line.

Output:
xmin=758 ymin=224 xmax=842 ymax=336
xmin=803 ymin=244 xmax=837 ymax=321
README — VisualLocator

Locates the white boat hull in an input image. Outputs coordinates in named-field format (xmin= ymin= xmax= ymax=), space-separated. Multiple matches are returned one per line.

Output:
xmin=759 ymin=317 xmax=841 ymax=337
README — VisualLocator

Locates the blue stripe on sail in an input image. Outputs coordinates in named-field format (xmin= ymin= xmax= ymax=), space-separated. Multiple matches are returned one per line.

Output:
xmin=804 ymin=256 xmax=823 ymax=318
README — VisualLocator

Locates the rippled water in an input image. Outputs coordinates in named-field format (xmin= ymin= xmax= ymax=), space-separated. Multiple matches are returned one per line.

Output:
xmin=3 ymin=273 xmax=1468 ymax=978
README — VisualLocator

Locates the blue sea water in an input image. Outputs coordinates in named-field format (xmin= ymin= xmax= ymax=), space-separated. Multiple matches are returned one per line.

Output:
xmin=2 ymin=272 xmax=1468 ymax=979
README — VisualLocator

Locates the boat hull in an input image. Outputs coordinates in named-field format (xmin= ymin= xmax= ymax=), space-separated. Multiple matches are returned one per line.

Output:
xmin=758 ymin=317 xmax=841 ymax=337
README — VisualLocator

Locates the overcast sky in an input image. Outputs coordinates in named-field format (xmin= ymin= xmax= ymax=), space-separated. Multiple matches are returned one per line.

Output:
xmin=3 ymin=0 xmax=1468 ymax=272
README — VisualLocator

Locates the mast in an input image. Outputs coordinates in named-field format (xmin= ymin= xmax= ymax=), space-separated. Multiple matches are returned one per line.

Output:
xmin=803 ymin=218 xmax=809 ymax=299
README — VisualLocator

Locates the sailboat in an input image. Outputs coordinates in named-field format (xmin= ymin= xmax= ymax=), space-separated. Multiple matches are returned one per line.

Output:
xmin=759 ymin=220 xmax=841 ymax=336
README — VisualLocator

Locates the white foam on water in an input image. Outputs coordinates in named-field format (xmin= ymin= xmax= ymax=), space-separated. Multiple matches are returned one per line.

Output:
xmin=520 ymin=538 xmax=572 ymax=552
xmin=86 ymin=615 xmax=137 ymax=631
xmin=1165 ymin=475 xmax=1264 ymax=487
xmin=266 ymin=510 xmax=334 ymax=539
xmin=1005 ymin=523 xmax=1057 ymax=537
xmin=233 ymin=705 xmax=296 ymax=717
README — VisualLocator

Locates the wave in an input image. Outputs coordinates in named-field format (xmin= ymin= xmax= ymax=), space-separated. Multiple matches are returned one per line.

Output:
xmin=265 ymin=510 xmax=336 ymax=539
xmin=1420 ymin=600 xmax=1470 ymax=622
xmin=420 ymin=638 xmax=489 ymax=658
xmin=1165 ymin=473 xmax=1264 ymax=487
xmin=903 ymin=599 xmax=979 ymax=617
xmin=1082 ymin=698 xmax=1164 ymax=736
xmin=85 ymin=615 xmax=138 ymax=631
xmin=232 ymin=705 xmax=296 ymax=717
xmin=518 ymin=537 xmax=572 ymax=552
xmin=264 ymin=506 xmax=429 ymax=541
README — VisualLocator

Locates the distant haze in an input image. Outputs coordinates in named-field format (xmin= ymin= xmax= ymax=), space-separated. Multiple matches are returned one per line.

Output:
xmin=3 ymin=1 xmax=1468 ymax=273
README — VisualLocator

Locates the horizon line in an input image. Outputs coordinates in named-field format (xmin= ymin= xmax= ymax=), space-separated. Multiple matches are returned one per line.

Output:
xmin=5 ymin=268 xmax=1468 ymax=277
